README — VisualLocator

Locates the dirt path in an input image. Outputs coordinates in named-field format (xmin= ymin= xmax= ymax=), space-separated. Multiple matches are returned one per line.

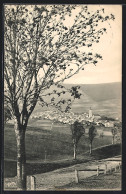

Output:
xmin=34 ymin=155 xmax=121 ymax=190
xmin=4 ymin=155 xmax=121 ymax=190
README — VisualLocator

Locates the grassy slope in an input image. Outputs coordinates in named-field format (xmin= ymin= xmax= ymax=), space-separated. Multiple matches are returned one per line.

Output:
xmin=4 ymin=123 xmax=112 ymax=161
xmin=4 ymin=122 xmax=121 ymax=178
xmin=4 ymin=144 xmax=121 ymax=185
xmin=56 ymin=169 xmax=121 ymax=190
xmin=78 ymin=82 xmax=121 ymax=101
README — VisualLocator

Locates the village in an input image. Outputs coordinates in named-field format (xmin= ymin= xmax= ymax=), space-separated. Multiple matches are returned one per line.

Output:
xmin=29 ymin=107 xmax=121 ymax=142
xmin=31 ymin=107 xmax=121 ymax=128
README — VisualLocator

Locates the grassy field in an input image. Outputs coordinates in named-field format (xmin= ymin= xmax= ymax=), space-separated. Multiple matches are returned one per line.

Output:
xmin=55 ymin=169 xmax=121 ymax=190
xmin=4 ymin=144 xmax=121 ymax=190
xmin=4 ymin=121 xmax=121 ymax=178
xmin=4 ymin=123 xmax=113 ymax=161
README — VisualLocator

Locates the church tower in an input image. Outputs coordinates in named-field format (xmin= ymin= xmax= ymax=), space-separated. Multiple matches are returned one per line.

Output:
xmin=89 ymin=107 xmax=93 ymax=118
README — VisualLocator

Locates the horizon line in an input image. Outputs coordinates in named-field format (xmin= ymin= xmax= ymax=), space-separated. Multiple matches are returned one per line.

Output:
xmin=64 ymin=81 xmax=121 ymax=85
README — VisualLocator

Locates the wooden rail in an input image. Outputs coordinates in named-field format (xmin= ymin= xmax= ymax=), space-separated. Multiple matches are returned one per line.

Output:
xmin=26 ymin=162 xmax=121 ymax=189
xmin=75 ymin=162 xmax=121 ymax=183
xmin=105 ymin=159 xmax=121 ymax=161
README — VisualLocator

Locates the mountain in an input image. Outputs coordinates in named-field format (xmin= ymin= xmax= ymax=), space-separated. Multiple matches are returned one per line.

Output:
xmin=33 ymin=82 xmax=121 ymax=119
xmin=78 ymin=82 xmax=121 ymax=102
xmin=64 ymin=82 xmax=121 ymax=102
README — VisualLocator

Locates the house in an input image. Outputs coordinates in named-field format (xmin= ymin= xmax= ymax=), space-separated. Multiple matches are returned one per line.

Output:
xmin=104 ymin=121 xmax=114 ymax=127
xmin=94 ymin=114 xmax=101 ymax=120
xmin=89 ymin=107 xmax=93 ymax=118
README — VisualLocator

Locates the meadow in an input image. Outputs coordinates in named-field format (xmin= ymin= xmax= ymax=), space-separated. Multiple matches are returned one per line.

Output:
xmin=4 ymin=120 xmax=117 ymax=178
xmin=4 ymin=121 xmax=113 ymax=161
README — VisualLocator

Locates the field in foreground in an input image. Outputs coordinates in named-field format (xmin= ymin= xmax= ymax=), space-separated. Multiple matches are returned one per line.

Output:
xmin=55 ymin=169 xmax=121 ymax=190
xmin=4 ymin=121 xmax=121 ymax=178
xmin=4 ymin=148 xmax=121 ymax=190
xmin=4 ymin=143 xmax=121 ymax=182
xmin=4 ymin=166 xmax=121 ymax=191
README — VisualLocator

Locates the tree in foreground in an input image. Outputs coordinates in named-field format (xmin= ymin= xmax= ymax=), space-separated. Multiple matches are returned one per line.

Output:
xmin=88 ymin=125 xmax=97 ymax=155
xmin=70 ymin=121 xmax=85 ymax=160
xmin=4 ymin=4 xmax=115 ymax=190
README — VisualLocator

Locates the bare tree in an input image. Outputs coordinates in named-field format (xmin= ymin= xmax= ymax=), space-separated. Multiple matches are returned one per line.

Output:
xmin=70 ymin=121 xmax=85 ymax=160
xmin=4 ymin=4 xmax=114 ymax=190
xmin=88 ymin=125 xmax=97 ymax=155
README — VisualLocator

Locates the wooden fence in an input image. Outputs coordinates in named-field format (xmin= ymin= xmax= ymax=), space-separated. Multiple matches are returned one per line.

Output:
xmin=74 ymin=162 xmax=121 ymax=183
xmin=26 ymin=161 xmax=121 ymax=189
xmin=27 ymin=175 xmax=36 ymax=190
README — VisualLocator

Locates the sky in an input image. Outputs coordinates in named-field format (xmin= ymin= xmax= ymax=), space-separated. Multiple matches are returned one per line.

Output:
xmin=64 ymin=5 xmax=122 ymax=84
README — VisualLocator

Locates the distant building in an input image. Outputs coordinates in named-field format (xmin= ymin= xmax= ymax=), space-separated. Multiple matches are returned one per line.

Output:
xmin=95 ymin=121 xmax=100 ymax=125
xmin=104 ymin=121 xmax=114 ymax=127
xmin=94 ymin=114 xmax=101 ymax=120
xmin=89 ymin=107 xmax=93 ymax=118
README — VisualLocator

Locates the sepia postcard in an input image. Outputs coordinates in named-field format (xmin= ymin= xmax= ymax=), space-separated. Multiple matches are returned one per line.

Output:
xmin=3 ymin=4 xmax=122 ymax=191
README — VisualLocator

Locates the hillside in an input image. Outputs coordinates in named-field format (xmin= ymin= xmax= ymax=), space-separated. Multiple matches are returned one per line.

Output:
xmin=33 ymin=82 xmax=121 ymax=119
xmin=4 ymin=123 xmax=121 ymax=179
xmin=74 ymin=82 xmax=121 ymax=102
xmin=4 ymin=123 xmax=112 ymax=161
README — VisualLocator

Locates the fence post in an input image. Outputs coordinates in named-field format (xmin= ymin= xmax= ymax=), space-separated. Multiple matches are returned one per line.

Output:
xmin=30 ymin=176 xmax=36 ymax=190
xmin=45 ymin=150 xmax=47 ymax=162
xmin=115 ymin=165 xmax=117 ymax=172
xmin=104 ymin=164 xmax=107 ymax=175
xmin=75 ymin=169 xmax=79 ymax=183
xmin=119 ymin=163 xmax=121 ymax=170
xmin=97 ymin=166 xmax=99 ymax=176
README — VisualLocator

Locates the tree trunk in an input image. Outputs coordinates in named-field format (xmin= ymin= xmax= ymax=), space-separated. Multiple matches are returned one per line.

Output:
xmin=89 ymin=142 xmax=92 ymax=155
xmin=15 ymin=122 xmax=26 ymax=190
xmin=21 ymin=130 xmax=26 ymax=189
xmin=50 ymin=122 xmax=54 ymax=130
xmin=73 ymin=144 xmax=77 ymax=160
